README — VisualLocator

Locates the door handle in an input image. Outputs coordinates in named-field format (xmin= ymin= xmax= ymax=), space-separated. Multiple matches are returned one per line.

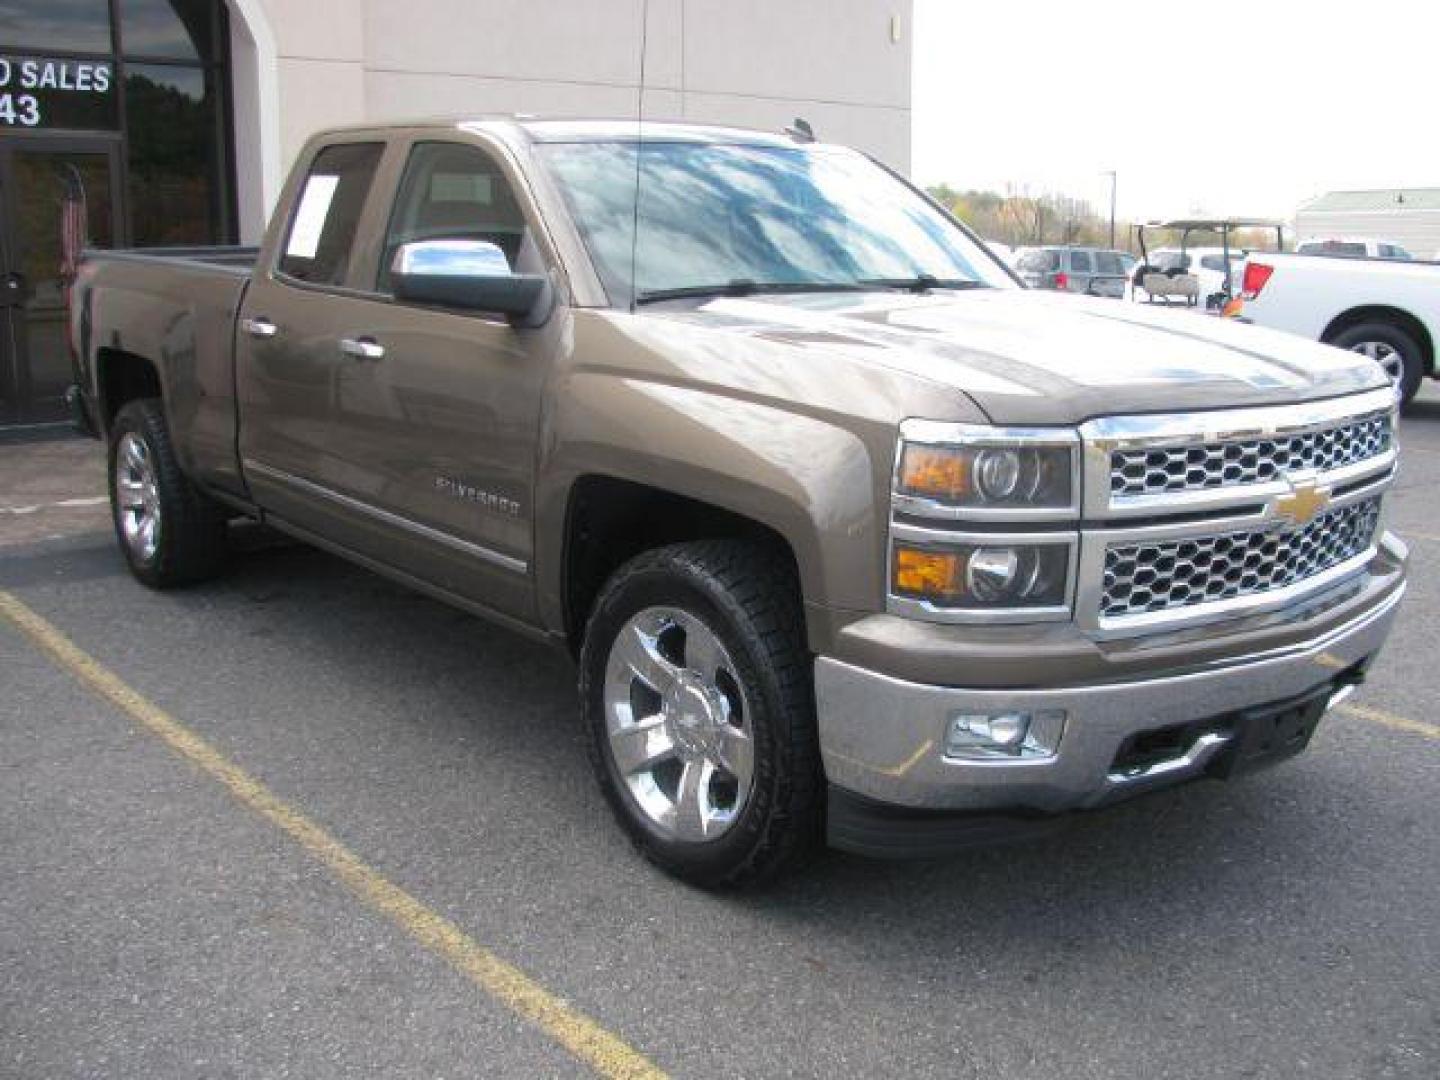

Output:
xmin=339 ymin=337 xmax=385 ymax=361
xmin=241 ymin=316 xmax=278 ymax=338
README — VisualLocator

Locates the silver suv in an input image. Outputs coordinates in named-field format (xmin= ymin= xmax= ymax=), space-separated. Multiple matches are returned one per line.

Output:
xmin=1017 ymin=246 xmax=1129 ymax=298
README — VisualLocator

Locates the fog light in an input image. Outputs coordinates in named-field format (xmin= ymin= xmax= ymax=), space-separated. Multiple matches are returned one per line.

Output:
xmin=945 ymin=709 xmax=1065 ymax=760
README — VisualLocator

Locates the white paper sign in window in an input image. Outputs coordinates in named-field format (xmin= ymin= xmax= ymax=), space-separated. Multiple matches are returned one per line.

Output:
xmin=286 ymin=174 xmax=340 ymax=259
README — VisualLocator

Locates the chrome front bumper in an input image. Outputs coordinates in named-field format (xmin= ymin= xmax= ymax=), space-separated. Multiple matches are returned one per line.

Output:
xmin=815 ymin=573 xmax=1405 ymax=815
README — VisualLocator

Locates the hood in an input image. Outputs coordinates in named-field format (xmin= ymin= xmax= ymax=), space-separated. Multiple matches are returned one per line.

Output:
xmin=641 ymin=289 xmax=1387 ymax=426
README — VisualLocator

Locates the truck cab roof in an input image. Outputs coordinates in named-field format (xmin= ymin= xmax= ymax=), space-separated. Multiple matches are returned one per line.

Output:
xmin=311 ymin=115 xmax=808 ymax=149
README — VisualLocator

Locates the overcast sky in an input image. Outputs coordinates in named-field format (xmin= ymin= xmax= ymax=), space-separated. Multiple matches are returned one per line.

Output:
xmin=911 ymin=0 xmax=1439 ymax=222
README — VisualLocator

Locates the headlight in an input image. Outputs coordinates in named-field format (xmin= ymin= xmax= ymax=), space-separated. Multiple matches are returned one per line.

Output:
xmin=889 ymin=421 xmax=1080 ymax=623
xmin=895 ymin=423 xmax=1077 ymax=514
xmin=892 ymin=541 xmax=1070 ymax=609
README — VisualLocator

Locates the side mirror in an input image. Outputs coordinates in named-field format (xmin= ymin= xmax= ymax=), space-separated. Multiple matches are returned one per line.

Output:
xmin=390 ymin=240 xmax=552 ymax=326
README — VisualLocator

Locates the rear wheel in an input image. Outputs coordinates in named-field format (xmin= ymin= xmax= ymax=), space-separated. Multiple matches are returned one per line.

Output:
xmin=579 ymin=540 xmax=822 ymax=887
xmin=1331 ymin=321 xmax=1425 ymax=404
xmin=108 ymin=398 xmax=228 ymax=587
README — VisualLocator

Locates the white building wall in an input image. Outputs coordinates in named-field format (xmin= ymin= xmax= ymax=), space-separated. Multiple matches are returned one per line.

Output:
xmin=227 ymin=0 xmax=912 ymax=241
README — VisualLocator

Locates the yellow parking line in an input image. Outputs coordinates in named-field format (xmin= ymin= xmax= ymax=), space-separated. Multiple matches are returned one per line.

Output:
xmin=0 ymin=590 xmax=665 ymax=1080
xmin=1338 ymin=702 xmax=1440 ymax=741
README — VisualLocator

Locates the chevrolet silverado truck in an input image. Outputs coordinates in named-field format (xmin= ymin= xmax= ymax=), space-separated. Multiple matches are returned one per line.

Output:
xmin=69 ymin=120 xmax=1407 ymax=886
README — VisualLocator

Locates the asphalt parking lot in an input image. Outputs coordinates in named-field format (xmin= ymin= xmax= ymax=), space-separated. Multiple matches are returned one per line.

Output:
xmin=2 ymin=393 xmax=1437 ymax=1080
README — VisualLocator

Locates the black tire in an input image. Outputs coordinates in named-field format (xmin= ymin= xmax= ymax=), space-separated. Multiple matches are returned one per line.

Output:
xmin=108 ymin=398 xmax=228 ymax=588
xmin=1330 ymin=321 xmax=1425 ymax=405
xmin=579 ymin=540 xmax=822 ymax=888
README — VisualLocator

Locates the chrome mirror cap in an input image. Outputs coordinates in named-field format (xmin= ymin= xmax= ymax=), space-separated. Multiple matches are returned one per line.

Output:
xmin=391 ymin=239 xmax=511 ymax=278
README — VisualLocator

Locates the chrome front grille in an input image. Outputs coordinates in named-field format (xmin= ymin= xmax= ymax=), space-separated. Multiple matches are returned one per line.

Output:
xmin=1100 ymin=496 xmax=1382 ymax=618
xmin=1077 ymin=387 xmax=1399 ymax=637
xmin=1109 ymin=412 xmax=1392 ymax=498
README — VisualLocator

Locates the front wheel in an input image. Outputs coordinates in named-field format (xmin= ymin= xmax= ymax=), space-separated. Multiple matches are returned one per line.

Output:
xmin=579 ymin=540 xmax=822 ymax=888
xmin=1331 ymin=321 xmax=1425 ymax=404
xmin=108 ymin=398 xmax=228 ymax=588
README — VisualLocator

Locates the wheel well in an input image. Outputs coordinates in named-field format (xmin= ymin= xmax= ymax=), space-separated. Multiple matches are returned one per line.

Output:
xmin=561 ymin=475 xmax=800 ymax=654
xmin=96 ymin=349 xmax=161 ymax=431
xmin=1321 ymin=306 xmax=1435 ymax=375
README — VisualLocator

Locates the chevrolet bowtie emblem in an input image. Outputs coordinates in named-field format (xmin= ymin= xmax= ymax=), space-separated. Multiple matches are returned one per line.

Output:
xmin=1273 ymin=480 xmax=1332 ymax=528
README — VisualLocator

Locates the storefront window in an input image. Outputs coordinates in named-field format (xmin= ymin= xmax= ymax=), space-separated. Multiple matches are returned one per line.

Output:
xmin=0 ymin=57 xmax=119 ymax=130
xmin=119 ymin=0 xmax=213 ymax=61
xmin=0 ymin=0 xmax=113 ymax=55
xmin=124 ymin=62 xmax=218 ymax=245
xmin=0 ymin=0 xmax=233 ymax=423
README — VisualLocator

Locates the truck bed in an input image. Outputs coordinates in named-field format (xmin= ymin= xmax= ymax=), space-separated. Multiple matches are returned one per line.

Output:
xmin=74 ymin=246 xmax=261 ymax=497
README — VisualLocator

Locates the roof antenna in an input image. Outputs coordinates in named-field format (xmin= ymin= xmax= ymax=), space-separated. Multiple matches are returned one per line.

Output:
xmin=627 ymin=0 xmax=649 ymax=312
xmin=784 ymin=118 xmax=815 ymax=143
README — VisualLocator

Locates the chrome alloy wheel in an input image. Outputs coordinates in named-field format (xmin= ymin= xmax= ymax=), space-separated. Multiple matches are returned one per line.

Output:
xmin=603 ymin=606 xmax=755 ymax=842
xmin=115 ymin=432 xmax=161 ymax=562
xmin=1350 ymin=340 xmax=1404 ymax=387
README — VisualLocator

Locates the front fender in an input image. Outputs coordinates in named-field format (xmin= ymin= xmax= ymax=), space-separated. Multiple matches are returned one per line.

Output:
xmin=535 ymin=373 xmax=884 ymax=635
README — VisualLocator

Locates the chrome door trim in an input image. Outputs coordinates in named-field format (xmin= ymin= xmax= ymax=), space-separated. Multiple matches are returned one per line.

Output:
xmin=243 ymin=458 xmax=528 ymax=574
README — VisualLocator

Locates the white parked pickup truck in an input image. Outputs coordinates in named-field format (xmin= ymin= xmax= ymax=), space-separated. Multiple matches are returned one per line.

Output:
xmin=1227 ymin=252 xmax=1440 ymax=403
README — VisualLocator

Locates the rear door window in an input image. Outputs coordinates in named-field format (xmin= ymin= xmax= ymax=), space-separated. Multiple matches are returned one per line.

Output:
xmin=1069 ymin=250 xmax=1093 ymax=273
xmin=278 ymin=142 xmax=385 ymax=286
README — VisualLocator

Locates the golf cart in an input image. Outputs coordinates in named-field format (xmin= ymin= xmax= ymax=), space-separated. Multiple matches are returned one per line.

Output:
xmin=1131 ymin=218 xmax=1285 ymax=312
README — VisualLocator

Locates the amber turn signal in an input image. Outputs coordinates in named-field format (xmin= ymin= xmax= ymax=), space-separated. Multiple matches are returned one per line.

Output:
xmin=898 ymin=444 xmax=971 ymax=502
xmin=893 ymin=546 xmax=967 ymax=600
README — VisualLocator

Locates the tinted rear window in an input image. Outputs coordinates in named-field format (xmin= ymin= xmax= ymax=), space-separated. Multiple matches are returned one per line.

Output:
xmin=1094 ymin=252 xmax=1122 ymax=273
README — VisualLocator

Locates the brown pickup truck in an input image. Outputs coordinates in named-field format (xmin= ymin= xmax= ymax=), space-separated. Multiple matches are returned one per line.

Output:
xmin=69 ymin=119 xmax=1407 ymax=886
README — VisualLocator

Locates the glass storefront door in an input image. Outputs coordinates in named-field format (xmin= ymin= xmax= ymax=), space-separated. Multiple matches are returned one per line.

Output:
xmin=0 ymin=0 xmax=233 ymax=427
xmin=0 ymin=138 xmax=120 ymax=424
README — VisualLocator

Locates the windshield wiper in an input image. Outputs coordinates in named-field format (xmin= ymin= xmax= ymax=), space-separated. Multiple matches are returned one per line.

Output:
xmin=634 ymin=276 xmax=989 ymax=305
xmin=635 ymin=280 xmax=871 ymax=305
xmin=857 ymin=274 xmax=988 ymax=293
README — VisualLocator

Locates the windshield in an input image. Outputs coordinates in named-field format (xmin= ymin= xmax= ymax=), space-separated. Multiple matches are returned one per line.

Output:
xmin=538 ymin=141 xmax=1013 ymax=305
